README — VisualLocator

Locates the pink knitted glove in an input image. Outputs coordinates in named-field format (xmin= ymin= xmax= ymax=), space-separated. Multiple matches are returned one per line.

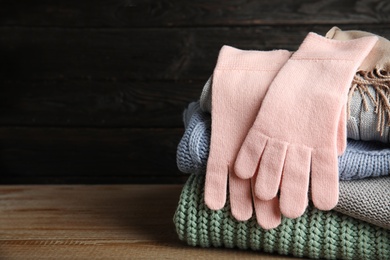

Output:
xmin=234 ymin=33 xmax=378 ymax=222
xmin=204 ymin=45 xmax=291 ymax=228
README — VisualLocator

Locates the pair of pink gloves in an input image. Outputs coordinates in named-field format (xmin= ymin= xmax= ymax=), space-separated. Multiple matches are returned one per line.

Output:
xmin=205 ymin=32 xmax=378 ymax=229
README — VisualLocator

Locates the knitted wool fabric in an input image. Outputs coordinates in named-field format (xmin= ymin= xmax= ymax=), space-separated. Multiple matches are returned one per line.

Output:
xmin=348 ymin=85 xmax=390 ymax=143
xmin=203 ymin=46 xmax=292 ymax=224
xmin=176 ymin=101 xmax=210 ymax=174
xmin=337 ymin=177 xmax=390 ymax=230
xmin=200 ymin=75 xmax=390 ymax=143
xmin=326 ymin=27 xmax=390 ymax=137
xmin=176 ymin=102 xmax=390 ymax=229
xmin=174 ymin=174 xmax=390 ymax=260
xmin=232 ymin=33 xmax=378 ymax=216
xmin=177 ymin=101 xmax=390 ymax=180
xmin=338 ymin=137 xmax=390 ymax=180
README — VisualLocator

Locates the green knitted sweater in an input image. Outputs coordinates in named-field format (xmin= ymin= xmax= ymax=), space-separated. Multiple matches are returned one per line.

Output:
xmin=173 ymin=174 xmax=390 ymax=260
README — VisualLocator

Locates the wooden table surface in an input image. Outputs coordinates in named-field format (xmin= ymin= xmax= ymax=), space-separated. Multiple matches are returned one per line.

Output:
xmin=0 ymin=185 xmax=307 ymax=260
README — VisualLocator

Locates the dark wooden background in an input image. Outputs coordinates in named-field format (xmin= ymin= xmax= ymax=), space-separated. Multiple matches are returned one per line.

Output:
xmin=1 ymin=0 xmax=389 ymax=184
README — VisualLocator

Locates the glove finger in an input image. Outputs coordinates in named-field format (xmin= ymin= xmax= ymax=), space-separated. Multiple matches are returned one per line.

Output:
xmin=234 ymin=128 xmax=267 ymax=180
xmin=311 ymin=147 xmax=339 ymax=210
xmin=255 ymin=138 xmax=287 ymax=201
xmin=251 ymin=171 xmax=281 ymax=229
xmin=253 ymin=196 xmax=281 ymax=230
xmin=279 ymin=145 xmax=311 ymax=218
xmin=229 ymin=171 xmax=253 ymax=221
xmin=204 ymin=161 xmax=228 ymax=210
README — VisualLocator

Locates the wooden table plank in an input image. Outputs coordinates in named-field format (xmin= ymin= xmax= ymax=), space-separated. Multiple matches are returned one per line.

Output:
xmin=0 ymin=185 xmax=306 ymax=259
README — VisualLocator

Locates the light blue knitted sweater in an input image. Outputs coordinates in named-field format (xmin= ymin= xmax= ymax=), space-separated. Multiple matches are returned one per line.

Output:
xmin=177 ymin=102 xmax=390 ymax=180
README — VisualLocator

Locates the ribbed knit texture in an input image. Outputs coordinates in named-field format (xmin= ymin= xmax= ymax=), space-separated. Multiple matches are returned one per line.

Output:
xmin=338 ymin=138 xmax=390 ymax=180
xmin=338 ymin=177 xmax=390 ymax=229
xmin=177 ymin=101 xmax=210 ymax=174
xmin=174 ymin=174 xmax=390 ymax=260
xmin=177 ymin=101 xmax=390 ymax=180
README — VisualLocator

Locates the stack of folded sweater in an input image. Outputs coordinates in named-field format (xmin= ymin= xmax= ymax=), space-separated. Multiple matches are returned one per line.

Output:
xmin=173 ymin=27 xmax=390 ymax=260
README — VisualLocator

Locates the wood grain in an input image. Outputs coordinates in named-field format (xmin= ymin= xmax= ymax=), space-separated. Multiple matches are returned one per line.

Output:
xmin=0 ymin=127 xmax=187 ymax=184
xmin=0 ymin=26 xmax=299 ymax=82
xmin=3 ymin=25 xmax=390 ymax=82
xmin=1 ymin=1 xmax=390 ymax=185
xmin=1 ymin=0 xmax=390 ymax=27
xmin=2 ymin=25 xmax=390 ymax=129
xmin=0 ymin=80 xmax=201 ymax=127
xmin=0 ymin=184 xmax=307 ymax=259
xmin=0 ymin=6 xmax=387 ymax=259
